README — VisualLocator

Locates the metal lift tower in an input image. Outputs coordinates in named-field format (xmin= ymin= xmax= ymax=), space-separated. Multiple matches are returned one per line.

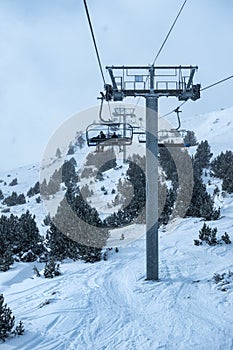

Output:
xmin=112 ymin=107 xmax=136 ymax=163
xmin=102 ymin=65 xmax=200 ymax=280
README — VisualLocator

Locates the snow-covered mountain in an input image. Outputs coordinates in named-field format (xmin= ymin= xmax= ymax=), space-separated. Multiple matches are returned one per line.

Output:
xmin=179 ymin=106 xmax=233 ymax=156
xmin=1 ymin=107 xmax=233 ymax=350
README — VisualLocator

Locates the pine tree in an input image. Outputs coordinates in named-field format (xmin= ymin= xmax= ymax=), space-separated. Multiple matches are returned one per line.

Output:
xmin=0 ymin=211 xmax=45 ymax=263
xmin=0 ymin=216 xmax=14 ymax=271
xmin=55 ymin=148 xmax=62 ymax=159
xmin=0 ymin=237 xmax=13 ymax=271
xmin=183 ymin=130 xmax=198 ymax=147
xmin=104 ymin=154 xmax=147 ymax=227
xmin=9 ymin=178 xmax=18 ymax=186
xmin=221 ymin=232 xmax=231 ymax=244
xmin=76 ymin=131 xmax=85 ymax=149
xmin=46 ymin=222 xmax=80 ymax=261
xmin=211 ymin=150 xmax=233 ymax=179
xmin=222 ymin=164 xmax=233 ymax=193
xmin=17 ymin=211 xmax=44 ymax=261
xmin=195 ymin=223 xmax=218 ymax=246
xmin=194 ymin=140 xmax=213 ymax=170
xmin=186 ymin=176 xmax=220 ymax=220
xmin=48 ymin=187 xmax=109 ymax=262
xmin=0 ymin=190 xmax=4 ymax=200
xmin=27 ymin=181 xmax=40 ymax=197
xmin=44 ymin=259 xmax=61 ymax=278
xmin=0 ymin=294 xmax=15 ymax=342
xmin=14 ymin=321 xmax=24 ymax=336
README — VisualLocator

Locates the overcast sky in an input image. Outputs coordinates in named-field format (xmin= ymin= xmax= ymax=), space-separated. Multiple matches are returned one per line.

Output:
xmin=0 ymin=0 xmax=233 ymax=170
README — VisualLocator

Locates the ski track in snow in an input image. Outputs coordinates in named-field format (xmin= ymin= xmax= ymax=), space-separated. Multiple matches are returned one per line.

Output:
xmin=2 ymin=221 xmax=233 ymax=350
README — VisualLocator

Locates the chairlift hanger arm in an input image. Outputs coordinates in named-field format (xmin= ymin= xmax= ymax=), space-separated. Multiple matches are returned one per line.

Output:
xmin=174 ymin=107 xmax=181 ymax=130
xmin=108 ymin=68 xmax=118 ymax=91
xmin=98 ymin=96 xmax=111 ymax=122
xmin=186 ymin=68 xmax=196 ymax=90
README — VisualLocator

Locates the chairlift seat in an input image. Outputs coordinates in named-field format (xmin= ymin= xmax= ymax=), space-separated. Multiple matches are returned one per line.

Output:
xmin=86 ymin=123 xmax=133 ymax=147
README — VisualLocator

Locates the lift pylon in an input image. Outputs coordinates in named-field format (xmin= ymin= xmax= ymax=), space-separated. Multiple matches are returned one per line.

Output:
xmin=101 ymin=65 xmax=200 ymax=281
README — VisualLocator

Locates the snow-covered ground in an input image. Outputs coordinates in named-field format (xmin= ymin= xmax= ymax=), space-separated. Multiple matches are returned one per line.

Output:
xmin=178 ymin=106 xmax=233 ymax=156
xmin=1 ymin=107 xmax=233 ymax=349
xmin=1 ymin=219 xmax=233 ymax=350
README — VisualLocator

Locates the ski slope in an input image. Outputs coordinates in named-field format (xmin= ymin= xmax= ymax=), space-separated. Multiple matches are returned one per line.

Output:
xmin=1 ymin=107 xmax=233 ymax=349
xmin=1 ymin=218 xmax=233 ymax=350
xmin=178 ymin=106 xmax=233 ymax=156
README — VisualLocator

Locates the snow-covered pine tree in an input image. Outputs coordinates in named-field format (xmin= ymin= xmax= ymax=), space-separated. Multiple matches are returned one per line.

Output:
xmin=3 ymin=192 xmax=26 ymax=206
xmin=0 ymin=294 xmax=15 ymax=342
xmin=0 ymin=215 xmax=14 ymax=271
xmin=221 ymin=232 xmax=231 ymax=244
xmin=9 ymin=178 xmax=18 ymax=186
xmin=222 ymin=164 xmax=233 ymax=193
xmin=211 ymin=150 xmax=233 ymax=179
xmin=55 ymin=147 xmax=62 ymax=159
xmin=17 ymin=211 xmax=45 ymax=262
xmin=62 ymin=158 xmax=77 ymax=186
xmin=183 ymin=130 xmax=197 ymax=147
xmin=27 ymin=181 xmax=40 ymax=197
xmin=194 ymin=140 xmax=213 ymax=171
xmin=44 ymin=259 xmax=61 ymax=278
xmin=76 ymin=131 xmax=85 ymax=149
xmin=14 ymin=320 xmax=24 ymax=336
xmin=0 ymin=235 xmax=13 ymax=271
xmin=186 ymin=176 xmax=220 ymax=220
xmin=0 ymin=189 xmax=4 ymax=200
xmin=195 ymin=223 xmax=218 ymax=246
xmin=46 ymin=222 xmax=80 ymax=261
xmin=48 ymin=187 xmax=109 ymax=263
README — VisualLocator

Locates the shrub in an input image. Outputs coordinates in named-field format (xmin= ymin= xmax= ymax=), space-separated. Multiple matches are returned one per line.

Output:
xmin=9 ymin=178 xmax=18 ymax=186
xmin=27 ymin=181 xmax=40 ymax=197
xmin=44 ymin=259 xmax=61 ymax=278
xmin=221 ymin=232 xmax=231 ymax=244
xmin=3 ymin=192 xmax=26 ymax=206
xmin=194 ymin=223 xmax=231 ymax=246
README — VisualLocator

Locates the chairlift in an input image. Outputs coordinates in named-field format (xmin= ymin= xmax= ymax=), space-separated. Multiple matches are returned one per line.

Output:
xmin=138 ymin=129 xmax=194 ymax=147
xmin=86 ymin=123 xmax=133 ymax=147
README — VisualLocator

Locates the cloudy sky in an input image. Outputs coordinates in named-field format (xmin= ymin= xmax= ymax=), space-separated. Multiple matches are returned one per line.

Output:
xmin=0 ymin=0 xmax=233 ymax=169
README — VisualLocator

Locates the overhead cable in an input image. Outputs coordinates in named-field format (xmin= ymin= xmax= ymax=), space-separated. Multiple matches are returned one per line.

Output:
xmin=161 ymin=74 xmax=233 ymax=118
xmin=153 ymin=0 xmax=188 ymax=65
xmin=83 ymin=0 xmax=106 ymax=85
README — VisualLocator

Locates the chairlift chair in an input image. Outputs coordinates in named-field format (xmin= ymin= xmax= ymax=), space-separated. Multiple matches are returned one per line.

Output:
xmin=86 ymin=123 xmax=133 ymax=147
xmin=138 ymin=129 xmax=194 ymax=147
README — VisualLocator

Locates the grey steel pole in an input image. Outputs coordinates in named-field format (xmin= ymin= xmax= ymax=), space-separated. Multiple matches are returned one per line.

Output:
xmin=146 ymin=66 xmax=159 ymax=280
xmin=123 ymin=113 xmax=126 ymax=163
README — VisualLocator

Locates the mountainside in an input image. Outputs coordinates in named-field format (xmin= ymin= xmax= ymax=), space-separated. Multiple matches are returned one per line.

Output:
xmin=1 ymin=107 xmax=233 ymax=349
xmin=180 ymin=106 xmax=233 ymax=156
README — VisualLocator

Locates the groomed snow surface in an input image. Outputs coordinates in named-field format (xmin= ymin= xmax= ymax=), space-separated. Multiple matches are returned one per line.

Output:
xmin=1 ymin=107 xmax=233 ymax=349
xmin=2 ymin=218 xmax=233 ymax=350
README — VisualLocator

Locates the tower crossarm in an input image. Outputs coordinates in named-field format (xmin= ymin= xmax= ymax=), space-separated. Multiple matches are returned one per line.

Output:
xmin=104 ymin=65 xmax=200 ymax=102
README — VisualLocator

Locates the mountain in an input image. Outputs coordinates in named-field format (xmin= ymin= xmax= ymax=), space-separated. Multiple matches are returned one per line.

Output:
xmin=1 ymin=107 xmax=233 ymax=349
xmin=180 ymin=106 xmax=233 ymax=156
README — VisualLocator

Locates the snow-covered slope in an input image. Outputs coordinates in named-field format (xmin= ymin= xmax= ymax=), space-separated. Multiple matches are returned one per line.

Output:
xmin=179 ymin=106 xmax=233 ymax=155
xmin=1 ymin=219 xmax=233 ymax=350
xmin=0 ymin=164 xmax=47 ymax=234
xmin=1 ymin=107 xmax=233 ymax=349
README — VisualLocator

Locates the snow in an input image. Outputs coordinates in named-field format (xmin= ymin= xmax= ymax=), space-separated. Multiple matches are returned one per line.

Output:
xmin=1 ymin=107 xmax=233 ymax=349
xmin=1 ymin=219 xmax=233 ymax=349
xmin=178 ymin=106 xmax=233 ymax=156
